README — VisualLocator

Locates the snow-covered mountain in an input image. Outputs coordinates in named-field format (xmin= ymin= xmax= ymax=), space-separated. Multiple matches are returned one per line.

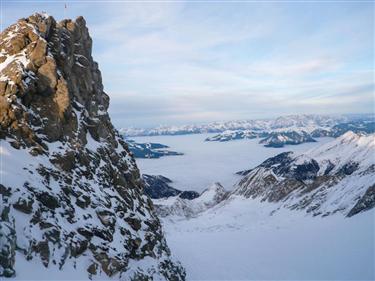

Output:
xmin=259 ymin=131 xmax=316 ymax=147
xmin=120 ymin=114 xmax=373 ymax=137
xmin=233 ymin=131 xmax=375 ymax=217
xmin=0 ymin=14 xmax=184 ymax=279
xmin=206 ymin=129 xmax=321 ymax=147
xmin=205 ymin=119 xmax=374 ymax=147
xmin=205 ymin=130 xmax=260 ymax=142
xmin=127 ymin=139 xmax=183 ymax=158
xmin=153 ymin=183 xmax=228 ymax=218
xmin=206 ymin=130 xmax=317 ymax=147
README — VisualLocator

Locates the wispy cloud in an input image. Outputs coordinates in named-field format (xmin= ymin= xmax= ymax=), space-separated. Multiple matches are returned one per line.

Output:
xmin=3 ymin=1 xmax=374 ymax=127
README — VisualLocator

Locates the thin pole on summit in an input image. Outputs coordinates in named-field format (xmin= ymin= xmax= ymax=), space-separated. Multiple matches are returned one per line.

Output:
xmin=64 ymin=3 xmax=67 ymax=19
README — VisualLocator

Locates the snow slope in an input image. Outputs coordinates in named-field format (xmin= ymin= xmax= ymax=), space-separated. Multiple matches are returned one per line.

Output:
xmin=162 ymin=197 xmax=374 ymax=280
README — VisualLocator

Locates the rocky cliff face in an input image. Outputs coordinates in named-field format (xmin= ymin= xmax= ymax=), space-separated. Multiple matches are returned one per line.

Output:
xmin=0 ymin=13 xmax=185 ymax=280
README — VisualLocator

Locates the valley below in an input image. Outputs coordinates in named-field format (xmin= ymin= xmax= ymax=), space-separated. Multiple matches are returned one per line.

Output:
xmin=133 ymin=132 xmax=375 ymax=280
xmin=133 ymin=133 xmax=333 ymax=192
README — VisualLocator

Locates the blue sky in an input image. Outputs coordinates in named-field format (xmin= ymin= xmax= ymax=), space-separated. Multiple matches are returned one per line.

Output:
xmin=2 ymin=1 xmax=374 ymax=128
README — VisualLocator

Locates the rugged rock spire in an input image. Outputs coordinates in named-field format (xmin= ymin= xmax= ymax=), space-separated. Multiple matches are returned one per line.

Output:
xmin=0 ymin=13 xmax=185 ymax=279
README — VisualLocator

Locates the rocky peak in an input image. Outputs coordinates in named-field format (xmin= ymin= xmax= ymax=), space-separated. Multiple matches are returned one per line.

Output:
xmin=0 ymin=13 xmax=111 ymax=149
xmin=0 ymin=13 xmax=185 ymax=279
xmin=196 ymin=182 xmax=228 ymax=206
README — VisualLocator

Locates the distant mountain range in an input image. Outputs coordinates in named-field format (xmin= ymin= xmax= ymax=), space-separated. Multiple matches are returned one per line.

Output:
xmin=205 ymin=118 xmax=374 ymax=147
xmin=205 ymin=130 xmax=317 ymax=147
xmin=120 ymin=114 xmax=374 ymax=137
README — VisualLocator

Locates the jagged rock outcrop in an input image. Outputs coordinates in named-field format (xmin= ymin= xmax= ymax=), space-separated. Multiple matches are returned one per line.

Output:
xmin=0 ymin=13 xmax=185 ymax=280
xmin=231 ymin=132 xmax=375 ymax=217
xmin=143 ymin=174 xmax=199 ymax=200
xmin=143 ymin=175 xmax=181 ymax=199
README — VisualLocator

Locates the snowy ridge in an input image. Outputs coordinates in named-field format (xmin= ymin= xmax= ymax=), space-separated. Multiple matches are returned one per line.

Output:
xmin=304 ymin=131 xmax=375 ymax=171
xmin=231 ymin=132 xmax=375 ymax=217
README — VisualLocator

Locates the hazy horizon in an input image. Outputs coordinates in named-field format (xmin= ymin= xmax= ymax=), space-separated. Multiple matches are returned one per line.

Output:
xmin=118 ymin=112 xmax=374 ymax=130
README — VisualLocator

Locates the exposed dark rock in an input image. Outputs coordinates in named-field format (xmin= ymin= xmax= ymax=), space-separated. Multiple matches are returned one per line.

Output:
xmin=347 ymin=184 xmax=375 ymax=217
xmin=143 ymin=174 xmax=198 ymax=200
xmin=32 ymin=240 xmax=50 ymax=267
xmin=0 ymin=184 xmax=12 ymax=197
xmin=293 ymin=159 xmax=320 ymax=181
xmin=36 ymin=192 xmax=60 ymax=209
xmin=12 ymin=196 xmax=34 ymax=214
xmin=339 ymin=162 xmax=359 ymax=175
xmin=125 ymin=217 xmax=142 ymax=231
xmin=0 ymin=220 xmax=16 ymax=277
xmin=179 ymin=191 xmax=200 ymax=200
xmin=87 ymin=262 xmax=98 ymax=277
xmin=76 ymin=194 xmax=91 ymax=209
xmin=143 ymin=174 xmax=180 ymax=199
